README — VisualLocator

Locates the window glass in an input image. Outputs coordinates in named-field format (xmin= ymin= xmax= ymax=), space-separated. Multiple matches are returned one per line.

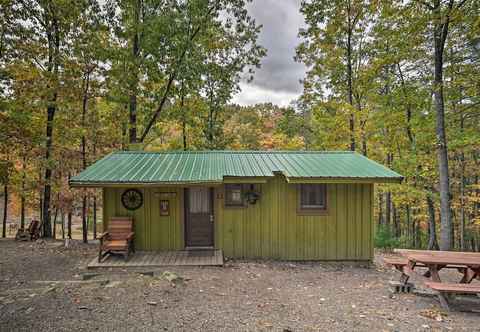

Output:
xmin=189 ymin=187 xmax=210 ymax=213
xmin=225 ymin=184 xmax=243 ymax=206
xmin=300 ymin=184 xmax=326 ymax=209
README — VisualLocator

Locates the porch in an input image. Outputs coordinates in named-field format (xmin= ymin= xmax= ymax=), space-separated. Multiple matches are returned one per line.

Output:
xmin=87 ymin=249 xmax=224 ymax=269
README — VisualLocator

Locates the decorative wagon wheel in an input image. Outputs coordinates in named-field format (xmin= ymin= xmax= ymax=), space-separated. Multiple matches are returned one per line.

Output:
xmin=121 ymin=189 xmax=143 ymax=211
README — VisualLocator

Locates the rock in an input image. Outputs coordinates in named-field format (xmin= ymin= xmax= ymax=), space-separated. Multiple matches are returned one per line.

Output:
xmin=105 ymin=281 xmax=122 ymax=288
xmin=161 ymin=271 xmax=183 ymax=284
xmin=82 ymin=272 xmax=100 ymax=281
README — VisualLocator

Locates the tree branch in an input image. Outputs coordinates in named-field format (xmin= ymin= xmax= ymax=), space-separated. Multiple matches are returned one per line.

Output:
xmin=139 ymin=4 xmax=218 ymax=143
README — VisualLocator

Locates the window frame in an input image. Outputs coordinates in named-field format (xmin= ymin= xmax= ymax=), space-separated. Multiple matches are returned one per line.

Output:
xmin=297 ymin=184 xmax=328 ymax=215
xmin=224 ymin=184 xmax=245 ymax=208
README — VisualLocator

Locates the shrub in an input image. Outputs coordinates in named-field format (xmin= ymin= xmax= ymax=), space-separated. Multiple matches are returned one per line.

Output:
xmin=374 ymin=224 xmax=400 ymax=250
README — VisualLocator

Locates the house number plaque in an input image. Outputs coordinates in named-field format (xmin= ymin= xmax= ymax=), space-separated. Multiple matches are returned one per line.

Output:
xmin=160 ymin=200 xmax=169 ymax=216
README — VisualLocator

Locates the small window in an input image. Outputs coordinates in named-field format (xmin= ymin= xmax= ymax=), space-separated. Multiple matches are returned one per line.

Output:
xmin=225 ymin=184 xmax=244 ymax=207
xmin=298 ymin=184 xmax=327 ymax=213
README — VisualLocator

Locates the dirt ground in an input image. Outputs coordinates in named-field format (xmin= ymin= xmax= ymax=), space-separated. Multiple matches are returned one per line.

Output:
xmin=1 ymin=239 xmax=479 ymax=332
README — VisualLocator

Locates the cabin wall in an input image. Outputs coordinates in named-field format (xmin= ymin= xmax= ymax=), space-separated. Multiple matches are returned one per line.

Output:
xmin=216 ymin=176 xmax=373 ymax=261
xmin=103 ymin=187 xmax=184 ymax=251
xmin=102 ymin=176 xmax=374 ymax=261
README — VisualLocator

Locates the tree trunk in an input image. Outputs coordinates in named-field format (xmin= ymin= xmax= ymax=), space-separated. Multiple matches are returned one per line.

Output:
xmin=42 ymin=105 xmax=55 ymax=237
xmin=393 ymin=203 xmax=400 ymax=238
xmin=459 ymin=114 xmax=466 ymax=250
xmin=20 ymin=166 xmax=25 ymax=230
xmin=2 ymin=185 xmax=7 ymax=238
xmin=61 ymin=211 xmax=65 ymax=240
xmin=67 ymin=210 xmax=72 ymax=240
xmin=181 ymin=87 xmax=187 ymax=150
xmin=52 ymin=205 xmax=58 ymax=239
xmin=406 ymin=205 xmax=411 ymax=244
xmin=346 ymin=2 xmax=355 ymax=151
xmin=93 ymin=195 xmax=97 ymax=239
xmin=426 ymin=193 xmax=439 ymax=250
xmin=82 ymin=193 xmax=88 ymax=243
xmin=42 ymin=10 xmax=60 ymax=238
xmin=432 ymin=1 xmax=453 ymax=250
xmin=385 ymin=192 xmax=391 ymax=230
xmin=378 ymin=192 xmax=384 ymax=226
xmin=129 ymin=0 xmax=141 ymax=144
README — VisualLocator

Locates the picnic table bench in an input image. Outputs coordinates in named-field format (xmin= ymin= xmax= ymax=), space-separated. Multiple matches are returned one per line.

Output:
xmin=384 ymin=249 xmax=480 ymax=311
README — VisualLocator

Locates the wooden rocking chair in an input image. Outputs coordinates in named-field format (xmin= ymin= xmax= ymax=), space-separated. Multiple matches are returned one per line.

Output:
xmin=15 ymin=219 xmax=40 ymax=241
xmin=98 ymin=217 xmax=135 ymax=262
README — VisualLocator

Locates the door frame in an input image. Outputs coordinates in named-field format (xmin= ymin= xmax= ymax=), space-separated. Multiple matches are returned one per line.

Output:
xmin=184 ymin=187 xmax=215 ymax=249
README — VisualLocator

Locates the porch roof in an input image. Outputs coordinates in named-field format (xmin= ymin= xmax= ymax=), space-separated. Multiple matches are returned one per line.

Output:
xmin=69 ymin=150 xmax=403 ymax=187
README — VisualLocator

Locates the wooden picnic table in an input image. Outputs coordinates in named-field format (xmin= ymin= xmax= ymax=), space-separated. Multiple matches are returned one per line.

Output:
xmin=394 ymin=249 xmax=480 ymax=284
xmin=385 ymin=249 xmax=480 ymax=311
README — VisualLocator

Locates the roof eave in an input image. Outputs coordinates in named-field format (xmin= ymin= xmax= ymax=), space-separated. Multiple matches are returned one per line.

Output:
xmin=69 ymin=180 xmax=224 ymax=188
xmin=285 ymin=177 xmax=404 ymax=184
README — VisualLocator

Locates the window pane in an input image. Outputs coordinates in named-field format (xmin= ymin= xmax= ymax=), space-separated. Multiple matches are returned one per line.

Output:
xmin=225 ymin=184 xmax=243 ymax=206
xmin=231 ymin=189 xmax=242 ymax=202
xmin=189 ymin=188 xmax=209 ymax=213
xmin=300 ymin=184 xmax=326 ymax=209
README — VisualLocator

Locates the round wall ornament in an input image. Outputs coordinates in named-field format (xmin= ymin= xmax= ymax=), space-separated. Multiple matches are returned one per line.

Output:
xmin=121 ymin=189 xmax=143 ymax=210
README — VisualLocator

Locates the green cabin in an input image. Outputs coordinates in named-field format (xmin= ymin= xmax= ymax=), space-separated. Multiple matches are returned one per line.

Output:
xmin=70 ymin=151 xmax=402 ymax=261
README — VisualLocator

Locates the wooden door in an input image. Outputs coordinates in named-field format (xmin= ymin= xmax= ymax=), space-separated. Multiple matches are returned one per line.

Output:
xmin=185 ymin=187 xmax=214 ymax=247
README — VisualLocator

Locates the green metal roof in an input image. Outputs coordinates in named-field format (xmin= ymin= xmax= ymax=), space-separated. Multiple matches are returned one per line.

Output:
xmin=69 ymin=151 xmax=403 ymax=186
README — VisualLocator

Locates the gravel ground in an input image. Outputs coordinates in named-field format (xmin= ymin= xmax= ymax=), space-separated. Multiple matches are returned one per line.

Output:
xmin=0 ymin=238 xmax=479 ymax=332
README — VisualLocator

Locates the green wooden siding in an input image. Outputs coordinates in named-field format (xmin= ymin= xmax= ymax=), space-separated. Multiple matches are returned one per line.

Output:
xmin=103 ymin=187 xmax=184 ymax=251
xmin=102 ymin=175 xmax=373 ymax=260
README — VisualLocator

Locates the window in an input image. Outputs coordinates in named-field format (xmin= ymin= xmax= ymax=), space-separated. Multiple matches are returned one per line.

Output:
xmin=225 ymin=184 xmax=244 ymax=207
xmin=298 ymin=184 xmax=327 ymax=214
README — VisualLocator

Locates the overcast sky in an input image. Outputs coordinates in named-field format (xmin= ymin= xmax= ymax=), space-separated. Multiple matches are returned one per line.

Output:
xmin=231 ymin=0 xmax=306 ymax=107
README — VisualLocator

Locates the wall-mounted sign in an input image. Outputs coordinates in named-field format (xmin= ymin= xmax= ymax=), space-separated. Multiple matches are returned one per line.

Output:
xmin=154 ymin=192 xmax=177 ymax=199
xmin=160 ymin=200 xmax=170 ymax=216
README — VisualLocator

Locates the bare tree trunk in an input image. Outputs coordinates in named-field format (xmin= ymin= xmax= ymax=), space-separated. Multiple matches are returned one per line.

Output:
xmin=42 ymin=104 xmax=55 ymax=238
xmin=93 ymin=195 xmax=97 ymax=239
xmin=181 ymin=84 xmax=187 ymax=150
xmin=412 ymin=220 xmax=417 ymax=248
xmin=385 ymin=153 xmax=393 ymax=231
xmin=378 ymin=192 xmax=384 ymax=226
xmin=2 ymin=185 xmax=7 ymax=238
xmin=459 ymin=115 xmax=466 ymax=250
xmin=81 ymin=67 xmax=90 ymax=244
xmin=61 ymin=211 xmax=65 ymax=240
xmin=385 ymin=192 xmax=391 ymax=230
xmin=426 ymin=193 xmax=439 ymax=250
xmin=393 ymin=203 xmax=400 ymax=238
xmin=42 ymin=10 xmax=60 ymax=238
xmin=82 ymin=193 xmax=88 ymax=243
xmin=346 ymin=0 xmax=355 ymax=151
xmin=67 ymin=210 xmax=72 ymax=240
xmin=20 ymin=158 xmax=26 ymax=230
xmin=432 ymin=0 xmax=453 ymax=250
xmin=129 ymin=0 xmax=141 ymax=144
xmin=406 ymin=205 xmax=411 ymax=244
xmin=52 ymin=205 xmax=58 ymax=239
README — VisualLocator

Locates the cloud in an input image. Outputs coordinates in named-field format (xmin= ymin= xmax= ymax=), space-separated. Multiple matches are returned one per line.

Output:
xmin=232 ymin=0 xmax=306 ymax=106
xmin=231 ymin=82 xmax=300 ymax=107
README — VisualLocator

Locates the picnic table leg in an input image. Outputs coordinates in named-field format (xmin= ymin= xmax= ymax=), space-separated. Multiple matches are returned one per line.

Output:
xmin=459 ymin=267 xmax=477 ymax=284
xmin=399 ymin=261 xmax=416 ymax=284
xmin=437 ymin=292 xmax=451 ymax=311
xmin=428 ymin=264 xmax=441 ymax=282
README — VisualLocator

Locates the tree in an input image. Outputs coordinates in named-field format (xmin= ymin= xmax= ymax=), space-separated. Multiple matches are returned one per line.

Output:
xmin=297 ymin=0 xmax=373 ymax=152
